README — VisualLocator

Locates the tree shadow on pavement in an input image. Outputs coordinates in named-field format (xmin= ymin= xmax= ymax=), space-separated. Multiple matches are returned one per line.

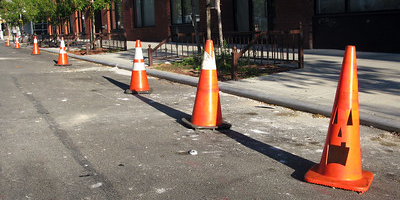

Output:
xmin=103 ymin=75 xmax=316 ymax=181
xmin=218 ymin=129 xmax=316 ymax=181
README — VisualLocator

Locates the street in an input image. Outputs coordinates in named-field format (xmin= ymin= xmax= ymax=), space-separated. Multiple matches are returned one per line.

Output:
xmin=0 ymin=45 xmax=399 ymax=200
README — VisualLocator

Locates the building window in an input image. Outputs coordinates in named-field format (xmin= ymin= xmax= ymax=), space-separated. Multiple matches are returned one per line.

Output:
xmin=171 ymin=0 xmax=199 ymax=24
xmin=316 ymin=0 xmax=345 ymax=14
xmin=69 ymin=16 xmax=74 ymax=33
xmin=77 ymin=11 xmax=85 ymax=34
xmin=110 ymin=2 xmax=124 ymax=30
xmin=115 ymin=2 xmax=124 ymax=29
xmin=234 ymin=0 xmax=250 ymax=31
xmin=316 ymin=0 xmax=400 ymax=14
xmin=134 ymin=0 xmax=155 ymax=27
xmin=234 ymin=0 xmax=275 ymax=32
xmin=349 ymin=0 xmax=400 ymax=12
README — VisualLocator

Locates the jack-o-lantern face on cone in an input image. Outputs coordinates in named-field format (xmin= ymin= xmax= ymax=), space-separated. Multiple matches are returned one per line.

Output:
xmin=304 ymin=45 xmax=374 ymax=194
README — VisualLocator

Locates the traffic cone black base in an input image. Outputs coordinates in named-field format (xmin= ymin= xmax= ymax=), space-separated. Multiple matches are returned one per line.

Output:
xmin=124 ymin=88 xmax=153 ymax=94
xmin=182 ymin=118 xmax=231 ymax=131
xmin=54 ymin=64 xmax=72 ymax=66
xmin=305 ymin=165 xmax=374 ymax=194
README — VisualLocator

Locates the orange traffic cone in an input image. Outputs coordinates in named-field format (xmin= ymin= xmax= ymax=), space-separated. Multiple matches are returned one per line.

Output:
xmin=14 ymin=36 xmax=20 ymax=49
xmin=124 ymin=40 xmax=152 ymax=94
xmin=304 ymin=46 xmax=374 ymax=193
xmin=6 ymin=37 xmax=11 ymax=47
xmin=182 ymin=40 xmax=231 ymax=130
xmin=55 ymin=37 xmax=71 ymax=66
xmin=32 ymin=35 xmax=40 ymax=55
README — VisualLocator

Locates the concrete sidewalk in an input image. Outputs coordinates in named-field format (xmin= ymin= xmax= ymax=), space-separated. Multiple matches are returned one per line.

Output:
xmin=42 ymin=42 xmax=400 ymax=132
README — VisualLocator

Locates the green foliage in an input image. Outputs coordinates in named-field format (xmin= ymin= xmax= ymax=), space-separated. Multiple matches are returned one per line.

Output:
xmin=0 ymin=0 xmax=37 ymax=26
xmin=215 ymin=40 xmax=233 ymax=74
xmin=72 ymin=0 xmax=121 ymax=19
xmin=0 ymin=0 xmax=122 ymax=26
xmin=175 ymin=55 xmax=202 ymax=71
xmin=216 ymin=53 xmax=232 ymax=73
xmin=34 ymin=0 xmax=57 ymax=23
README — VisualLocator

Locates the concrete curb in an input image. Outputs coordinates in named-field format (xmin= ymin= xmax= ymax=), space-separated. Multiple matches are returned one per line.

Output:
xmin=41 ymin=48 xmax=400 ymax=133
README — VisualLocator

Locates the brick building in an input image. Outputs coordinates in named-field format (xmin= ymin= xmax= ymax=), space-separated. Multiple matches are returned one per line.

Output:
xmin=52 ymin=0 xmax=400 ymax=53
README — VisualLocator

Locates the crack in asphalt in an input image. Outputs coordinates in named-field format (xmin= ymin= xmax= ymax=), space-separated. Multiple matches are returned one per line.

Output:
xmin=12 ymin=76 xmax=122 ymax=200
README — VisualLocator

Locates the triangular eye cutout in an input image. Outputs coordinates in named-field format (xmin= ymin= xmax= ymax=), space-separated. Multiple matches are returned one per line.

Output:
xmin=347 ymin=110 xmax=353 ymax=126
xmin=333 ymin=108 xmax=338 ymax=124
xmin=337 ymin=128 xmax=342 ymax=137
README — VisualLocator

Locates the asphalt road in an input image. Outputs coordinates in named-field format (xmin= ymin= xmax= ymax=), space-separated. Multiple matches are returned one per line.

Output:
xmin=0 ymin=45 xmax=399 ymax=200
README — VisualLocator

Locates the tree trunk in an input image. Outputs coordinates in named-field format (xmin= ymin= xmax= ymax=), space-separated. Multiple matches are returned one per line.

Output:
xmin=206 ymin=0 xmax=211 ymax=40
xmin=91 ymin=16 xmax=96 ymax=50
xmin=191 ymin=0 xmax=201 ymax=53
xmin=216 ymin=0 xmax=223 ymax=52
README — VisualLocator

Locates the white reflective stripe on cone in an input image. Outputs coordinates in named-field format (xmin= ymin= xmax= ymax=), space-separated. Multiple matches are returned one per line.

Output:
xmin=133 ymin=62 xmax=145 ymax=71
xmin=134 ymin=48 xmax=143 ymax=60
xmin=201 ymin=51 xmax=216 ymax=70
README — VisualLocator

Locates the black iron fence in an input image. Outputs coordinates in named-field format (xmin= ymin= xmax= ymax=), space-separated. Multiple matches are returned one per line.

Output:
xmin=148 ymin=33 xmax=204 ymax=66
xmin=148 ymin=27 xmax=303 ymax=80
xmin=95 ymin=33 xmax=127 ymax=51
xmin=37 ymin=33 xmax=127 ymax=52
xmin=230 ymin=29 xmax=304 ymax=80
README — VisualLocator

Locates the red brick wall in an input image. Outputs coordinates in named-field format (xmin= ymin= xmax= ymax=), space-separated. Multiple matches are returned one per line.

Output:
xmin=275 ymin=0 xmax=314 ymax=48
xmin=65 ymin=0 xmax=314 ymax=48
xmin=71 ymin=11 xmax=79 ymax=35
xmin=122 ymin=0 xmax=171 ymax=42
xmin=84 ymin=10 xmax=91 ymax=35
xmin=101 ymin=10 xmax=111 ymax=34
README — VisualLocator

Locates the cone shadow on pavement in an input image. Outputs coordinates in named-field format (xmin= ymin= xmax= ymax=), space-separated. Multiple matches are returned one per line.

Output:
xmin=103 ymin=76 xmax=190 ymax=125
xmin=103 ymin=76 xmax=315 ymax=180
xmin=103 ymin=76 xmax=129 ymax=91
xmin=219 ymin=129 xmax=316 ymax=181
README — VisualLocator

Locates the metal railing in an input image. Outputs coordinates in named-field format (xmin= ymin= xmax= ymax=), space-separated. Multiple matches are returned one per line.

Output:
xmin=148 ymin=33 xmax=204 ymax=66
xmin=231 ymin=28 xmax=304 ymax=80
xmin=38 ymin=33 xmax=127 ymax=53
xmin=148 ymin=27 xmax=303 ymax=80
xmin=96 ymin=33 xmax=127 ymax=51
xmin=38 ymin=34 xmax=59 ymax=47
